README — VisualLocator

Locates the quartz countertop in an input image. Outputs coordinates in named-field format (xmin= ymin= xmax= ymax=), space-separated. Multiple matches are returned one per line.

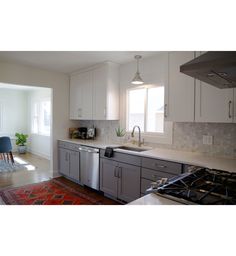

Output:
xmin=128 ymin=193 xmax=183 ymax=205
xmin=58 ymin=139 xmax=236 ymax=173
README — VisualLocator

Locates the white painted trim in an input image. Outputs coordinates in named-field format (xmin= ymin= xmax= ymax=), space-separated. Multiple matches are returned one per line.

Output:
xmin=125 ymin=86 xmax=173 ymax=145
xmin=27 ymin=149 xmax=50 ymax=160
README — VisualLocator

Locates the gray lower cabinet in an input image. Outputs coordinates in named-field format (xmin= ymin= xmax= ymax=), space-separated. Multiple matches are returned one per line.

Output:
xmin=59 ymin=147 xmax=80 ymax=182
xmin=59 ymin=148 xmax=70 ymax=176
xmin=100 ymin=158 xmax=141 ymax=203
xmin=69 ymin=150 xmax=80 ymax=180
xmin=117 ymin=162 xmax=141 ymax=202
xmin=100 ymin=158 xmax=118 ymax=197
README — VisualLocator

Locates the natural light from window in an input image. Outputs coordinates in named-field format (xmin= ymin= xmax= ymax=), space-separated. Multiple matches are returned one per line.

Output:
xmin=32 ymin=99 xmax=51 ymax=136
xmin=127 ymin=85 xmax=164 ymax=133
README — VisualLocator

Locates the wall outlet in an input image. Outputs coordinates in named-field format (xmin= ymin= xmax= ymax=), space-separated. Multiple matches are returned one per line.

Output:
xmin=203 ymin=135 xmax=213 ymax=145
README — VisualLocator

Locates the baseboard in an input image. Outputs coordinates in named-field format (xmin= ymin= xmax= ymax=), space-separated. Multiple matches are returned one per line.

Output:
xmin=27 ymin=149 xmax=50 ymax=160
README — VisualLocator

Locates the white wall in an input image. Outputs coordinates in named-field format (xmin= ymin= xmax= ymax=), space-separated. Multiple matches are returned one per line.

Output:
xmin=0 ymin=61 xmax=75 ymax=175
xmin=27 ymin=88 xmax=51 ymax=160
xmin=0 ymin=88 xmax=28 ymax=135
xmin=0 ymin=88 xmax=28 ymax=151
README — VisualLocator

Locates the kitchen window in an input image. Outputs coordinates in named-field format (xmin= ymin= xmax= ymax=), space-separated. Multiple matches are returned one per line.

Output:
xmin=31 ymin=99 xmax=51 ymax=136
xmin=127 ymin=85 xmax=164 ymax=133
xmin=126 ymin=85 xmax=172 ymax=144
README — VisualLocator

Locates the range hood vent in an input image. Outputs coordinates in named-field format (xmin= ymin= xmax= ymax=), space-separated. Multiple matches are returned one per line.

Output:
xmin=180 ymin=52 xmax=236 ymax=89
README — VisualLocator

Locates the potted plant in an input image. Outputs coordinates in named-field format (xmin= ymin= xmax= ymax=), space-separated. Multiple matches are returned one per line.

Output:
xmin=115 ymin=127 xmax=126 ymax=144
xmin=15 ymin=133 xmax=28 ymax=154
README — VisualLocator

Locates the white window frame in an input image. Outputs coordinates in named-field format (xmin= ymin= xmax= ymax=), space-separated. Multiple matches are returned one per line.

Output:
xmin=126 ymin=85 xmax=173 ymax=144
xmin=31 ymin=97 xmax=51 ymax=137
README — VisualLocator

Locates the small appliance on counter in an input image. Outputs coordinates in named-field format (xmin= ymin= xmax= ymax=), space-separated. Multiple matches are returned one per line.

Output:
xmin=69 ymin=127 xmax=96 ymax=140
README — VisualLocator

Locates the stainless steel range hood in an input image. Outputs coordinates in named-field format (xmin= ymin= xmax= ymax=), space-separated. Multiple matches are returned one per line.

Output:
xmin=180 ymin=51 xmax=236 ymax=89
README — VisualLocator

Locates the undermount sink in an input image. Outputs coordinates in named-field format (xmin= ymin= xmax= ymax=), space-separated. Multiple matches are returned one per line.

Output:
xmin=117 ymin=146 xmax=149 ymax=152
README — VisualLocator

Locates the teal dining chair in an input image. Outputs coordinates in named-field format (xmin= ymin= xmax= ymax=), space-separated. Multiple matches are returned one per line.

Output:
xmin=0 ymin=136 xmax=14 ymax=164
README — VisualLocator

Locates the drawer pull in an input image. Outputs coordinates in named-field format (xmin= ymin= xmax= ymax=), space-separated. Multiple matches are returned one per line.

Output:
xmin=154 ymin=164 xmax=166 ymax=168
xmin=152 ymin=174 xmax=159 ymax=179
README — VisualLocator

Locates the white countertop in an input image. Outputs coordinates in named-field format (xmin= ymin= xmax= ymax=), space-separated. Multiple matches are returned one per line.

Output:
xmin=128 ymin=193 xmax=183 ymax=205
xmin=59 ymin=139 xmax=236 ymax=173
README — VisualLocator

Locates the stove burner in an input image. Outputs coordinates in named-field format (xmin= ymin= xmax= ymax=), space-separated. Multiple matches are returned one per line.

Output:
xmin=157 ymin=168 xmax=236 ymax=205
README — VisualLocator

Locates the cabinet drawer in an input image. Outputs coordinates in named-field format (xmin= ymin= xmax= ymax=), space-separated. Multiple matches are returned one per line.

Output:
xmin=141 ymin=178 xmax=152 ymax=194
xmin=141 ymin=168 xmax=176 ymax=181
xmin=58 ymin=141 xmax=81 ymax=152
xmin=142 ymin=157 xmax=182 ymax=175
xmin=100 ymin=149 xmax=141 ymax=166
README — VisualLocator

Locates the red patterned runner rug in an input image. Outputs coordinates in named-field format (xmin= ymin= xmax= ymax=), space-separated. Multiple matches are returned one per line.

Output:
xmin=0 ymin=179 xmax=100 ymax=205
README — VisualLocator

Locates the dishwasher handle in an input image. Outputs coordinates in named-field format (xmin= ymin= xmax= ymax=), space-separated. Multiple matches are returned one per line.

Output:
xmin=79 ymin=147 xmax=99 ymax=153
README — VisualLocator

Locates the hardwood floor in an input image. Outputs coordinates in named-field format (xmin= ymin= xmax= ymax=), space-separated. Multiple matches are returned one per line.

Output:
xmin=0 ymin=152 xmax=51 ymax=189
xmin=55 ymin=176 xmax=120 ymax=205
xmin=0 ymin=152 xmax=120 ymax=205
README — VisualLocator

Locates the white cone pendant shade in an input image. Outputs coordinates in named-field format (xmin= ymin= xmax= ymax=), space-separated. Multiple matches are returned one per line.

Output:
xmin=131 ymin=55 xmax=144 ymax=85
xmin=132 ymin=72 xmax=144 ymax=84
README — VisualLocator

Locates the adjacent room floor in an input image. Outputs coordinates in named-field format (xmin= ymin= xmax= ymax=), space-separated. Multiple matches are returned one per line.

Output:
xmin=0 ymin=152 xmax=51 ymax=189
xmin=0 ymin=152 xmax=119 ymax=205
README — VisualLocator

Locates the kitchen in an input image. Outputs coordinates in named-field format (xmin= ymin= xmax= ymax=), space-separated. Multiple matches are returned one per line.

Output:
xmin=0 ymin=51 xmax=235 ymax=205
xmin=1 ymin=1 xmax=236 ymax=255
xmin=56 ymin=51 xmax=236 ymax=205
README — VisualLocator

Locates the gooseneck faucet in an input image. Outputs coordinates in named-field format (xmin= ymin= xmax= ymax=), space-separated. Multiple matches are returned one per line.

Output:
xmin=131 ymin=125 xmax=143 ymax=147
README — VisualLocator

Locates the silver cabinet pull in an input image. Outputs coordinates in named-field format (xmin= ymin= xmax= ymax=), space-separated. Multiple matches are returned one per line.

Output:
xmin=78 ymin=108 xmax=82 ymax=118
xmin=118 ymin=167 xmax=122 ymax=178
xmin=65 ymin=152 xmax=69 ymax=161
xmin=228 ymin=100 xmax=232 ymax=118
xmin=104 ymin=108 xmax=106 ymax=118
xmin=155 ymin=163 xmax=166 ymax=168
xmin=152 ymin=174 xmax=159 ymax=179
xmin=114 ymin=167 xmax=118 ymax=177
xmin=164 ymin=104 xmax=168 ymax=118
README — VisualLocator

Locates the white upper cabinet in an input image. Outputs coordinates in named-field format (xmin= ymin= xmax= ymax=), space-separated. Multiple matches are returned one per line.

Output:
xmin=195 ymin=52 xmax=234 ymax=123
xmin=70 ymin=71 xmax=93 ymax=120
xmin=70 ymin=62 xmax=119 ymax=120
xmin=165 ymin=51 xmax=195 ymax=122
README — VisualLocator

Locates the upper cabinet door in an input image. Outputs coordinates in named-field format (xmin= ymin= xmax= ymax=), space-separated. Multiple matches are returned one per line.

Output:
xmin=70 ymin=71 xmax=93 ymax=120
xmin=195 ymin=52 xmax=234 ymax=123
xmin=165 ymin=52 xmax=195 ymax=122
xmin=92 ymin=65 xmax=108 ymax=120
xmin=69 ymin=62 xmax=119 ymax=120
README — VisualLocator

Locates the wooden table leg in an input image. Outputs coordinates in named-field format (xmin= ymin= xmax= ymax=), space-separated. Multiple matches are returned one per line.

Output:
xmin=9 ymin=152 xmax=14 ymax=164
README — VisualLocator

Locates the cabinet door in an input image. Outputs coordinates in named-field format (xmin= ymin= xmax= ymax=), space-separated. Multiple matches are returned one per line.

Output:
xmin=195 ymin=52 xmax=234 ymax=123
xmin=100 ymin=158 xmax=118 ymax=197
xmin=92 ymin=65 xmax=108 ymax=120
xmin=59 ymin=148 xmax=70 ymax=176
xmin=70 ymin=71 xmax=93 ymax=120
xmin=117 ymin=163 xmax=141 ymax=203
xmin=69 ymin=151 xmax=80 ymax=181
xmin=165 ymin=51 xmax=195 ymax=122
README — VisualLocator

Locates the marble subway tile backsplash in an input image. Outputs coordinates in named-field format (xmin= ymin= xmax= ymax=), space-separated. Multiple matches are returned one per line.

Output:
xmin=151 ymin=123 xmax=236 ymax=158
xmin=78 ymin=120 xmax=236 ymax=158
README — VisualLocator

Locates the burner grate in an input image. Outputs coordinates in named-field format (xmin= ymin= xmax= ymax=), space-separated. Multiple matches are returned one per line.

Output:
xmin=157 ymin=168 xmax=236 ymax=205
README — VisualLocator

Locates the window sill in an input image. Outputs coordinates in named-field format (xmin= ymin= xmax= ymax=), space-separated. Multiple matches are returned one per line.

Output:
xmin=31 ymin=133 xmax=50 ymax=137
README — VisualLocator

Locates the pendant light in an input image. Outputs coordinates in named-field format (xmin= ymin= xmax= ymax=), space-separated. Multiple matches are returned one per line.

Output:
xmin=131 ymin=55 xmax=144 ymax=85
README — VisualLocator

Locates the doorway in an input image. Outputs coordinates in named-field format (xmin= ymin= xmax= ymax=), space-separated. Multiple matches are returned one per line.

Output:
xmin=0 ymin=82 xmax=52 ymax=188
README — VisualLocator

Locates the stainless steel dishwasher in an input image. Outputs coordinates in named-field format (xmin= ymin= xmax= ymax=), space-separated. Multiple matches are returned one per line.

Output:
xmin=79 ymin=146 xmax=100 ymax=190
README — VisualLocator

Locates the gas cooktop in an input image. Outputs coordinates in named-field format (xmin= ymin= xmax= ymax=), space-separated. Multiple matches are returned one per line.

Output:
xmin=151 ymin=167 xmax=236 ymax=205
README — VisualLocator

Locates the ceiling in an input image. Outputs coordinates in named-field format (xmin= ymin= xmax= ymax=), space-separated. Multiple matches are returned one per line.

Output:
xmin=0 ymin=51 xmax=159 ymax=74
